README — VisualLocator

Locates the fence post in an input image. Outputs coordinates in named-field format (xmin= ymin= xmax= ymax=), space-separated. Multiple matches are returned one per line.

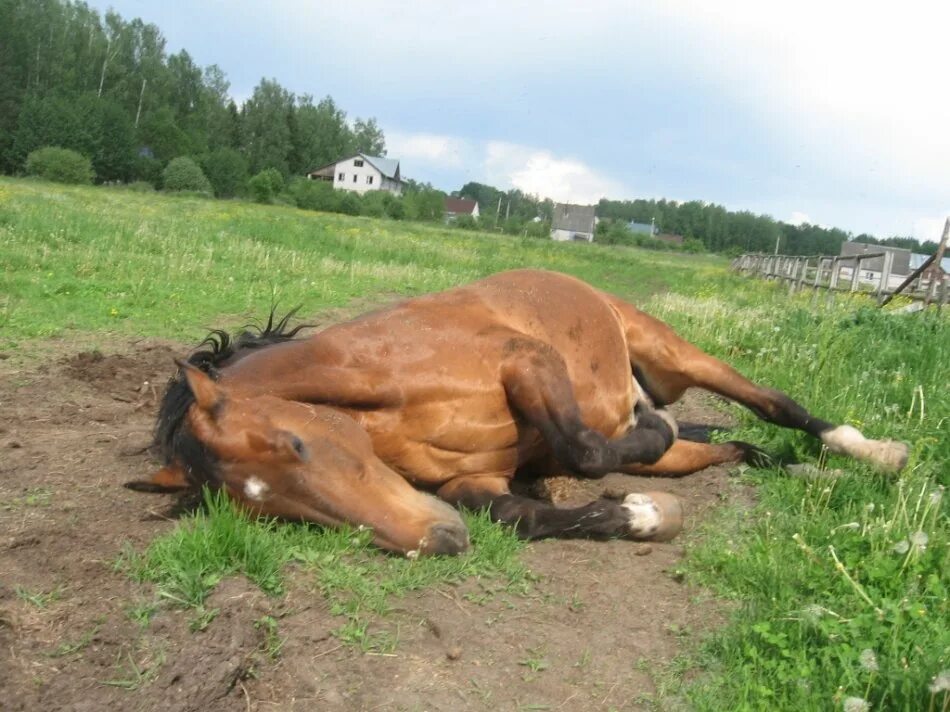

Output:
xmin=850 ymin=256 xmax=862 ymax=292
xmin=829 ymin=258 xmax=840 ymax=290
xmin=877 ymin=250 xmax=893 ymax=301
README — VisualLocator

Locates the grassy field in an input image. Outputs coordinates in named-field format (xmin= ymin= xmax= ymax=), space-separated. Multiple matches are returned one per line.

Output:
xmin=2 ymin=178 xmax=947 ymax=710
xmin=0 ymin=177 xmax=718 ymax=348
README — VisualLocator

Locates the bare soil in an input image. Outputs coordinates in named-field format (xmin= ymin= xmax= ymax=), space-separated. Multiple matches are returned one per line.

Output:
xmin=0 ymin=333 xmax=746 ymax=712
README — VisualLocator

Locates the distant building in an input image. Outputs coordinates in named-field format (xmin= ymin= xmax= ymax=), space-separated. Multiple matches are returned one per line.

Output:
xmin=307 ymin=153 xmax=403 ymax=195
xmin=444 ymin=197 xmax=479 ymax=221
xmin=627 ymin=220 xmax=656 ymax=236
xmin=838 ymin=241 xmax=911 ymax=288
xmin=551 ymin=203 xmax=597 ymax=242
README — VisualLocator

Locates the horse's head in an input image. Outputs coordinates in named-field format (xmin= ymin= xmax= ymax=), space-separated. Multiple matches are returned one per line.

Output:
xmin=174 ymin=364 xmax=470 ymax=556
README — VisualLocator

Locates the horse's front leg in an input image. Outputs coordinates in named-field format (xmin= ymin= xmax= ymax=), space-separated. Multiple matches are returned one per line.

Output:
xmin=500 ymin=338 xmax=676 ymax=477
xmin=437 ymin=476 xmax=683 ymax=542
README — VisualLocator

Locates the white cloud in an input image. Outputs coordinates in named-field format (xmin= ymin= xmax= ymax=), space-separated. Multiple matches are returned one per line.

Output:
xmin=388 ymin=132 xmax=624 ymax=204
xmin=788 ymin=212 xmax=812 ymax=227
xmin=386 ymin=132 xmax=468 ymax=168
xmin=483 ymin=141 xmax=624 ymax=204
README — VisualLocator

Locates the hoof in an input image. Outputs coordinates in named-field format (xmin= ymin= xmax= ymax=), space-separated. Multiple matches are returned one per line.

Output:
xmin=866 ymin=439 xmax=909 ymax=473
xmin=621 ymin=491 xmax=683 ymax=542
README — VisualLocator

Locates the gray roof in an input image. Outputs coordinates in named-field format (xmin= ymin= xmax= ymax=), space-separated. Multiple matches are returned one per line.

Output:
xmin=840 ymin=241 xmax=911 ymax=275
xmin=552 ymin=203 xmax=596 ymax=234
xmin=360 ymin=153 xmax=400 ymax=180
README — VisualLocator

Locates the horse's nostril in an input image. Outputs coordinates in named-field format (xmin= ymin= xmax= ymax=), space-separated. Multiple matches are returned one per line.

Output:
xmin=424 ymin=522 xmax=470 ymax=556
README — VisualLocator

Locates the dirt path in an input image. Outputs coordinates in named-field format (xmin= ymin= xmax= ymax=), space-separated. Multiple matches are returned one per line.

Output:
xmin=0 ymin=335 xmax=744 ymax=711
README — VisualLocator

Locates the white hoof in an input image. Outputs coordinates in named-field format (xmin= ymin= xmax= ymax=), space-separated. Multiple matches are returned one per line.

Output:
xmin=821 ymin=425 xmax=909 ymax=472
xmin=621 ymin=491 xmax=683 ymax=542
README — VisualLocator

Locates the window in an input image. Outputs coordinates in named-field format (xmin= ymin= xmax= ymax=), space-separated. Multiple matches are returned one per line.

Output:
xmin=366 ymin=176 xmax=374 ymax=185
xmin=338 ymin=172 xmax=345 ymax=181
xmin=353 ymin=174 xmax=358 ymax=183
xmin=354 ymin=159 xmax=364 ymax=167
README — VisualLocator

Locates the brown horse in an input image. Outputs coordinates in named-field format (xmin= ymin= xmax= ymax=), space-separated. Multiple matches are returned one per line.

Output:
xmin=134 ymin=269 xmax=908 ymax=556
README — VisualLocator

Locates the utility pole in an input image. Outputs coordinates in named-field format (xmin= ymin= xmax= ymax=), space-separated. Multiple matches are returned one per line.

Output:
xmin=774 ymin=233 xmax=781 ymax=255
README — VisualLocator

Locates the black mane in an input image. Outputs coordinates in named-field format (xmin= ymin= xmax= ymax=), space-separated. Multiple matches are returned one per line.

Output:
xmin=155 ymin=308 xmax=310 ymax=487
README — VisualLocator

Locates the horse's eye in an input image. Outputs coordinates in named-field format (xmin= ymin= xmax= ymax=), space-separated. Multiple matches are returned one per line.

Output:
xmin=290 ymin=435 xmax=307 ymax=457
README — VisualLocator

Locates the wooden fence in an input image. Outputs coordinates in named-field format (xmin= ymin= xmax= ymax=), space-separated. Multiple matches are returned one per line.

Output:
xmin=732 ymin=251 xmax=948 ymax=307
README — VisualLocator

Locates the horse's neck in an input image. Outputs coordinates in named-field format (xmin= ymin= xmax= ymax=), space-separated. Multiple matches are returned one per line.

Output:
xmin=220 ymin=335 xmax=401 ymax=408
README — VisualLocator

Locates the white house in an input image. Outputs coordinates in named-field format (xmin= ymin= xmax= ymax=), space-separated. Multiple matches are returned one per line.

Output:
xmin=307 ymin=153 xmax=403 ymax=195
xmin=551 ymin=203 xmax=597 ymax=242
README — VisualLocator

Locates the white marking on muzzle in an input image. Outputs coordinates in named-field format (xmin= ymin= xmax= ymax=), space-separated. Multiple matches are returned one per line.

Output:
xmin=244 ymin=476 xmax=269 ymax=501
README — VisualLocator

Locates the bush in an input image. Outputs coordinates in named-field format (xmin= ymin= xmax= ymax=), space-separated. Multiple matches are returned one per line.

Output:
xmin=360 ymin=190 xmax=396 ymax=218
xmin=336 ymin=191 xmax=362 ymax=216
xmin=162 ymin=157 xmax=212 ymax=194
xmin=248 ymin=168 xmax=284 ymax=203
xmin=24 ymin=146 xmax=94 ymax=184
xmin=199 ymin=148 xmax=249 ymax=198
xmin=288 ymin=178 xmax=338 ymax=212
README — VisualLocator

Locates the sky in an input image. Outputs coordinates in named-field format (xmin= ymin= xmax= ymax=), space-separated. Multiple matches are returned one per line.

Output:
xmin=89 ymin=0 xmax=949 ymax=240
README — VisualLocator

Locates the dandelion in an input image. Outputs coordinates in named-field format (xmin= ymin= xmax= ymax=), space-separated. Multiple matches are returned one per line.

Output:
xmin=929 ymin=669 xmax=950 ymax=694
xmin=909 ymin=531 xmax=929 ymax=551
xmin=859 ymin=649 xmax=878 ymax=673
xmin=892 ymin=540 xmax=910 ymax=555
xmin=843 ymin=696 xmax=869 ymax=712
xmin=929 ymin=486 xmax=944 ymax=507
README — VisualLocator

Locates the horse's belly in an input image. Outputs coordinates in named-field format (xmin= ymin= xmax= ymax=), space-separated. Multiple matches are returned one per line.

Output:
xmin=356 ymin=391 xmax=522 ymax=485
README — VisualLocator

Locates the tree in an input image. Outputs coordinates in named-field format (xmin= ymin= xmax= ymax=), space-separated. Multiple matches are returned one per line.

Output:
xmin=289 ymin=95 xmax=354 ymax=175
xmin=241 ymin=78 xmax=294 ymax=175
xmin=352 ymin=117 xmax=385 ymax=155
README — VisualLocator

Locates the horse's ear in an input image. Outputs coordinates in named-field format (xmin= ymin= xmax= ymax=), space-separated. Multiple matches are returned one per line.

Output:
xmin=177 ymin=360 xmax=222 ymax=413
xmin=125 ymin=464 xmax=191 ymax=493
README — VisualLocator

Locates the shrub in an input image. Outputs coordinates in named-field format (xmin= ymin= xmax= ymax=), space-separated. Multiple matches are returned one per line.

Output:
xmin=288 ymin=178 xmax=338 ymax=212
xmin=199 ymin=148 xmax=249 ymax=198
xmin=336 ymin=191 xmax=362 ymax=216
xmin=24 ymin=146 xmax=94 ymax=184
xmin=360 ymin=190 xmax=395 ymax=218
xmin=162 ymin=157 xmax=212 ymax=194
xmin=248 ymin=168 xmax=284 ymax=203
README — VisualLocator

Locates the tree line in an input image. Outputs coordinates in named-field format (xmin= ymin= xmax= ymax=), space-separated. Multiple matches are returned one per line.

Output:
xmin=0 ymin=0 xmax=385 ymax=195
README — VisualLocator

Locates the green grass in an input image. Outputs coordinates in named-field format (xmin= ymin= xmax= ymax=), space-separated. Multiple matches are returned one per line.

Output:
xmin=646 ymin=283 xmax=949 ymax=712
xmin=3 ymin=178 xmax=947 ymax=707
xmin=124 ymin=489 xmax=528 ymax=651
xmin=0 ymin=178 xmax=720 ymax=349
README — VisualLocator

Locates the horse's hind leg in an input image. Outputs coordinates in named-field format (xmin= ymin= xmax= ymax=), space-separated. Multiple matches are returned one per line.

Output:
xmin=437 ymin=475 xmax=683 ymax=542
xmin=500 ymin=337 xmax=676 ymax=477
xmin=611 ymin=300 xmax=909 ymax=472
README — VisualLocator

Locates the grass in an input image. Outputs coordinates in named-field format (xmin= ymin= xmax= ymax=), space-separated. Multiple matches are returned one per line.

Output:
xmin=0 ymin=177 xmax=718 ymax=351
xmin=646 ymin=281 xmax=949 ymax=711
xmin=2 ymin=178 xmax=947 ymax=708
xmin=123 ymin=489 xmax=528 ymax=651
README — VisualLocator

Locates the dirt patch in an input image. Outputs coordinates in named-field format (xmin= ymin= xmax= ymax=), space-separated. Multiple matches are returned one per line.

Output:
xmin=0 ymin=335 xmax=747 ymax=711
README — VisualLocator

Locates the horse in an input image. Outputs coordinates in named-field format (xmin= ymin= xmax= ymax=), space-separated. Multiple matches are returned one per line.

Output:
xmin=131 ymin=269 xmax=909 ymax=556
